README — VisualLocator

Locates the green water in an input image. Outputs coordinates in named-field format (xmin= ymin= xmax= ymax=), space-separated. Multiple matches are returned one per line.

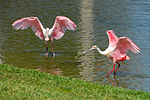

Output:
xmin=0 ymin=0 xmax=150 ymax=92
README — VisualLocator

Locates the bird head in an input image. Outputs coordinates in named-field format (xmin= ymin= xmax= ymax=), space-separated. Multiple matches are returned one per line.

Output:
xmin=91 ymin=45 xmax=98 ymax=50
xmin=46 ymin=28 xmax=49 ymax=31
xmin=45 ymin=28 xmax=50 ymax=41
xmin=46 ymin=28 xmax=50 ymax=34
xmin=81 ymin=45 xmax=98 ymax=55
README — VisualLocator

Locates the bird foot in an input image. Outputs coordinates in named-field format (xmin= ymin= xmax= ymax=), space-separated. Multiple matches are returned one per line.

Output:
xmin=114 ymin=72 xmax=116 ymax=77
xmin=51 ymin=52 xmax=56 ymax=57
xmin=105 ymin=74 xmax=115 ymax=78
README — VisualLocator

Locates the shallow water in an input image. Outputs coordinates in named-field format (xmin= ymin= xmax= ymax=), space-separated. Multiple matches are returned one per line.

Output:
xmin=0 ymin=0 xmax=150 ymax=92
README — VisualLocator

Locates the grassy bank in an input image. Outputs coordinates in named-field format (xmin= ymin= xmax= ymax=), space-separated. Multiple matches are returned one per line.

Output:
xmin=0 ymin=64 xmax=150 ymax=100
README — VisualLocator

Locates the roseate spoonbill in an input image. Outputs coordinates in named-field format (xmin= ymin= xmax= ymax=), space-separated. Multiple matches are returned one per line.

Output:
xmin=12 ymin=16 xmax=77 ymax=56
xmin=82 ymin=30 xmax=140 ymax=77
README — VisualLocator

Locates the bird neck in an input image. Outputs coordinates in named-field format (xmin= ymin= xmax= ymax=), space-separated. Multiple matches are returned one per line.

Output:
xmin=45 ymin=28 xmax=52 ymax=41
xmin=49 ymin=28 xmax=53 ymax=36
xmin=45 ymin=30 xmax=49 ymax=40
xmin=96 ymin=47 xmax=108 ymax=56
xmin=45 ymin=28 xmax=53 ymax=36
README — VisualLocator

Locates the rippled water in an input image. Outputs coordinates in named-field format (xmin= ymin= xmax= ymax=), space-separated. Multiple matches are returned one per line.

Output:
xmin=0 ymin=0 xmax=150 ymax=92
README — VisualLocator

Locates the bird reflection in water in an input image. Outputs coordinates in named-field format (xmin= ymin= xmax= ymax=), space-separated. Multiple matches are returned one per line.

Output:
xmin=106 ymin=76 xmax=119 ymax=87
xmin=12 ymin=16 xmax=77 ymax=57
xmin=82 ymin=30 xmax=140 ymax=77
xmin=36 ymin=66 xmax=63 ymax=76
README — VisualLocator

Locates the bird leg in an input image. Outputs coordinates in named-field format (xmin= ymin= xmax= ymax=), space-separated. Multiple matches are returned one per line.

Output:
xmin=45 ymin=41 xmax=48 ymax=56
xmin=114 ymin=61 xmax=120 ymax=76
xmin=51 ymin=40 xmax=54 ymax=56
xmin=106 ymin=64 xmax=116 ymax=77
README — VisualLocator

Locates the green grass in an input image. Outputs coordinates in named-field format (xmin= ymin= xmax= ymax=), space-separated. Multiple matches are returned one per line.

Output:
xmin=0 ymin=64 xmax=150 ymax=100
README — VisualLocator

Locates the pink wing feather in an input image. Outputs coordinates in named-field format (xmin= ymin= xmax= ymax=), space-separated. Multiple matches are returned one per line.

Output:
xmin=111 ymin=37 xmax=140 ymax=58
xmin=52 ymin=16 xmax=77 ymax=40
xmin=107 ymin=30 xmax=119 ymax=49
xmin=117 ymin=37 xmax=140 ymax=53
xmin=12 ymin=17 xmax=45 ymax=40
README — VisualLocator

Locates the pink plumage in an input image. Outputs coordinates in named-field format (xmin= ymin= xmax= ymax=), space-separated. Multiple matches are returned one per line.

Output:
xmin=107 ymin=30 xmax=140 ymax=61
xmin=52 ymin=16 xmax=77 ymax=40
xmin=12 ymin=17 xmax=45 ymax=40
xmin=106 ymin=30 xmax=140 ymax=76
xmin=107 ymin=30 xmax=119 ymax=49
xmin=82 ymin=30 xmax=140 ymax=77
xmin=12 ymin=16 xmax=77 ymax=56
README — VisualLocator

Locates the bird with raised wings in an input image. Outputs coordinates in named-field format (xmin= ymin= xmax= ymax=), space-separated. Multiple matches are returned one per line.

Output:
xmin=12 ymin=16 xmax=77 ymax=56
xmin=82 ymin=30 xmax=140 ymax=77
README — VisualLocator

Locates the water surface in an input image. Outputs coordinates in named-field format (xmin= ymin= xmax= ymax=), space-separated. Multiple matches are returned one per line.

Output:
xmin=0 ymin=0 xmax=150 ymax=92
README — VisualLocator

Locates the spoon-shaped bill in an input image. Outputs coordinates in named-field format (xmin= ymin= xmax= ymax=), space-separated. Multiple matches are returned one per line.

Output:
xmin=81 ymin=48 xmax=93 ymax=55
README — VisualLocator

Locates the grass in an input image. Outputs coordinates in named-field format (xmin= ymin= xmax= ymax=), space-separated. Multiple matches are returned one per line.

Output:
xmin=0 ymin=64 xmax=150 ymax=100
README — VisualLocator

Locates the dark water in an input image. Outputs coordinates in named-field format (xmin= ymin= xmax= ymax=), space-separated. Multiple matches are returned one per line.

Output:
xmin=0 ymin=0 xmax=150 ymax=92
